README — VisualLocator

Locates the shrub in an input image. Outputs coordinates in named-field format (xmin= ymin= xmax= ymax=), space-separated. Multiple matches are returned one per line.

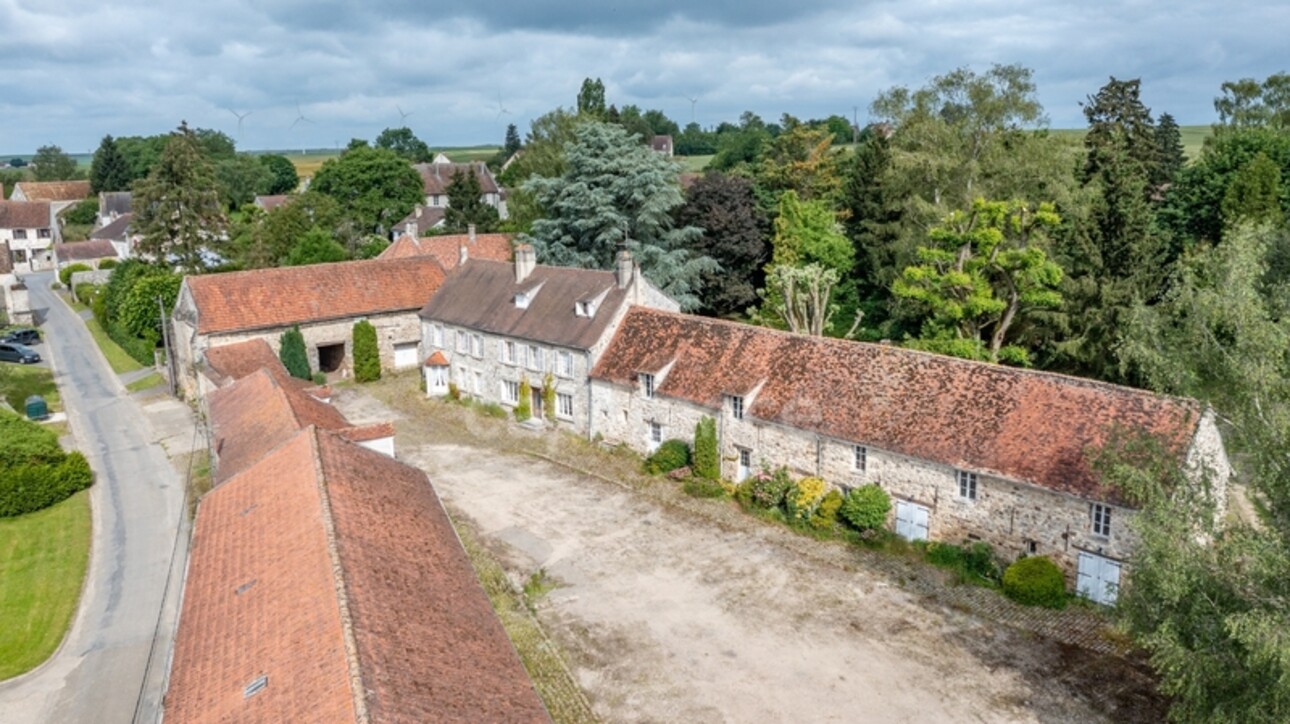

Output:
xmin=479 ymin=401 xmax=508 ymax=418
xmin=59 ymin=263 xmax=92 ymax=287
xmin=311 ymin=371 xmax=327 ymax=386
xmin=810 ymin=489 xmax=844 ymax=530
xmin=515 ymin=378 xmax=532 ymax=421
xmin=839 ymin=484 xmax=892 ymax=531
xmin=683 ymin=477 xmax=726 ymax=498
xmin=542 ymin=373 xmax=556 ymax=422
xmin=0 ymin=411 xmax=94 ymax=517
xmin=447 ymin=381 xmax=461 ymax=400
xmin=785 ymin=476 xmax=828 ymax=521
xmin=1002 ymin=556 xmax=1067 ymax=609
xmin=692 ymin=416 xmax=719 ymax=480
xmin=644 ymin=439 xmax=690 ymax=474
xmin=74 ymin=283 xmax=101 ymax=306
xmin=738 ymin=465 xmax=793 ymax=510
xmin=352 ymin=320 xmax=380 ymax=382
xmin=98 ymin=258 xmax=118 ymax=270
xmin=279 ymin=325 xmax=310 ymax=380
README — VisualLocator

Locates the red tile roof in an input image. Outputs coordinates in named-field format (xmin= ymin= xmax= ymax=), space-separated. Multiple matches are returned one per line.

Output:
xmin=54 ymin=240 xmax=118 ymax=263
xmin=184 ymin=256 xmax=445 ymax=335
xmin=379 ymin=232 xmax=513 ymax=271
xmin=425 ymin=350 xmax=449 ymax=366
xmin=166 ymin=430 xmax=360 ymax=723
xmin=337 ymin=421 xmax=395 ymax=443
xmin=254 ymin=195 xmax=289 ymax=211
xmin=12 ymin=180 xmax=90 ymax=202
xmin=168 ymin=426 xmax=550 ymax=722
xmin=208 ymin=368 xmax=352 ymax=483
xmin=592 ymin=309 xmax=1203 ymax=504
xmin=202 ymin=339 xmax=292 ymax=387
xmin=0 ymin=200 xmax=51 ymax=229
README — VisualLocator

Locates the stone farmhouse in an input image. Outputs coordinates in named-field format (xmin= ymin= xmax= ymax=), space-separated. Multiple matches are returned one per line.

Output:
xmin=378 ymin=226 xmax=514 ymax=272
xmin=171 ymin=257 xmax=446 ymax=397
xmin=53 ymin=239 xmax=118 ymax=270
xmin=89 ymin=212 xmax=137 ymax=259
xmin=10 ymin=179 xmax=90 ymax=218
xmin=0 ymin=200 xmax=55 ymax=272
xmin=97 ymin=191 xmax=132 ymax=227
xmin=390 ymin=203 xmax=446 ymax=237
xmin=419 ymin=246 xmax=678 ymax=432
xmin=414 ymin=153 xmax=507 ymax=219
xmin=166 ymin=366 xmax=548 ymax=722
xmin=587 ymin=308 xmax=1231 ymax=604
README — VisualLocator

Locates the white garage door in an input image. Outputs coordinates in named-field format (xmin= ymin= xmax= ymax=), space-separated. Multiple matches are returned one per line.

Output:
xmin=894 ymin=500 xmax=929 ymax=542
xmin=1076 ymin=551 xmax=1121 ymax=605
xmin=393 ymin=342 xmax=419 ymax=370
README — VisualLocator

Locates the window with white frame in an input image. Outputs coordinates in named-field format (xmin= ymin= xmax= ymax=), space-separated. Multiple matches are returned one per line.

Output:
xmin=641 ymin=373 xmax=656 ymax=399
xmin=429 ymin=365 xmax=448 ymax=389
xmin=557 ymin=392 xmax=574 ymax=419
xmin=957 ymin=470 xmax=977 ymax=501
xmin=38 ymin=228 xmax=50 ymax=238
xmin=472 ymin=370 xmax=483 ymax=395
xmin=648 ymin=421 xmax=663 ymax=451
xmin=1091 ymin=503 xmax=1112 ymax=537
xmin=455 ymin=330 xmax=469 ymax=354
xmin=501 ymin=380 xmax=520 ymax=404
xmin=13 ymin=229 xmax=26 ymax=240
xmin=729 ymin=395 xmax=744 ymax=420
xmin=556 ymin=350 xmax=574 ymax=378
xmin=431 ymin=324 xmax=444 ymax=348
xmin=471 ymin=334 xmax=483 ymax=358
xmin=853 ymin=445 xmax=867 ymax=472
xmin=501 ymin=340 xmax=516 ymax=364
xmin=527 ymin=345 xmax=543 ymax=371
xmin=737 ymin=447 xmax=752 ymax=482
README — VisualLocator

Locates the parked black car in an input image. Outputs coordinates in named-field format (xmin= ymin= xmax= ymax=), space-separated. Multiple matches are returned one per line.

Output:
xmin=0 ymin=342 xmax=40 ymax=364
xmin=2 ymin=328 xmax=40 ymax=345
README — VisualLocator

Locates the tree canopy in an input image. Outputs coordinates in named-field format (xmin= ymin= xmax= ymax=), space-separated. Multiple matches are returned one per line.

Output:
xmin=375 ymin=126 xmax=432 ymax=163
xmin=132 ymin=122 xmax=228 ymax=273
xmin=32 ymin=145 xmax=79 ymax=181
xmin=90 ymin=135 xmax=131 ymax=193
xmin=310 ymin=146 xmax=423 ymax=234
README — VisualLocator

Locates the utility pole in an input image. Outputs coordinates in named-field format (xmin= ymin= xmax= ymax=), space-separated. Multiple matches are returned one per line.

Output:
xmin=157 ymin=295 xmax=177 ymax=397
xmin=853 ymin=106 xmax=859 ymax=145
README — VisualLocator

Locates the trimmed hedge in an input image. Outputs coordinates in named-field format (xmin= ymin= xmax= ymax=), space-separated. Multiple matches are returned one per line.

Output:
xmin=692 ymin=416 xmax=719 ymax=480
xmin=1002 ymin=556 xmax=1067 ymax=609
xmin=0 ymin=411 xmax=94 ymax=518
xmin=352 ymin=320 xmax=380 ymax=383
xmin=279 ymin=326 xmax=310 ymax=380
xmin=840 ymin=484 xmax=892 ymax=531
xmin=59 ymin=263 xmax=92 ymax=287
xmin=644 ymin=439 xmax=690 ymax=474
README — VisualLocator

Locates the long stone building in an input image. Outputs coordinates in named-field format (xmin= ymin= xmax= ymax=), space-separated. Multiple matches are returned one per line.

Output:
xmin=587 ymin=308 xmax=1231 ymax=604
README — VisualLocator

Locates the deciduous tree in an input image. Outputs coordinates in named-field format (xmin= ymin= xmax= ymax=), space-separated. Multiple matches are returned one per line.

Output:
xmin=285 ymin=228 xmax=349 ymax=267
xmin=674 ymin=172 xmax=769 ymax=317
xmin=258 ymin=154 xmax=299 ymax=194
xmin=375 ymin=126 xmax=432 ymax=163
xmin=310 ymin=146 xmax=423 ymax=234
xmin=576 ymin=77 xmax=606 ymax=118
xmin=132 ymin=122 xmax=228 ymax=273
xmin=31 ymin=145 xmax=79 ymax=181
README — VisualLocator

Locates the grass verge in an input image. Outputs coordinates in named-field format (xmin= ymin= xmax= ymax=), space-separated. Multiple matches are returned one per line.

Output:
xmin=454 ymin=521 xmax=598 ymax=724
xmin=184 ymin=450 xmax=212 ymax=520
xmin=0 ymin=490 xmax=92 ymax=680
xmin=126 ymin=372 xmax=165 ymax=393
xmin=0 ymin=364 xmax=61 ymax=412
xmin=84 ymin=319 xmax=145 ymax=374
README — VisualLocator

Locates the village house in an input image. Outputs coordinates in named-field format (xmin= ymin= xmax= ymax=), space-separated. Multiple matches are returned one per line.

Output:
xmin=166 ymin=417 xmax=548 ymax=722
xmin=390 ymin=204 xmax=445 ymax=237
xmin=170 ymin=256 xmax=446 ymax=398
xmin=252 ymin=194 xmax=289 ymax=212
xmin=0 ymin=244 xmax=33 ymax=325
xmin=418 ymin=246 xmax=677 ymax=433
xmin=97 ymin=190 xmax=132 ymax=227
xmin=413 ymin=153 xmax=507 ymax=219
xmin=378 ymin=225 xmax=513 ymax=271
xmin=89 ymin=212 xmax=137 ymax=259
xmin=588 ymin=308 xmax=1231 ymax=604
xmin=53 ymin=239 xmax=118 ymax=270
xmin=0 ymin=200 xmax=55 ymax=272
xmin=10 ymin=179 xmax=90 ymax=219
xmin=650 ymin=134 xmax=674 ymax=156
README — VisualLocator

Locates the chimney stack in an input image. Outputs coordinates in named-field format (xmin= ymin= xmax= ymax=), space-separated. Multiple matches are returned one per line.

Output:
xmin=458 ymin=240 xmax=468 ymax=266
xmin=407 ymin=220 xmax=418 ymax=239
xmin=616 ymin=248 xmax=634 ymax=290
xmin=515 ymin=244 xmax=536 ymax=283
xmin=468 ymin=223 xmax=476 ymax=244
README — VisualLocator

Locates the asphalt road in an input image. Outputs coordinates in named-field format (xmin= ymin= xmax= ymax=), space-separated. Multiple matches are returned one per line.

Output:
xmin=0 ymin=273 xmax=187 ymax=723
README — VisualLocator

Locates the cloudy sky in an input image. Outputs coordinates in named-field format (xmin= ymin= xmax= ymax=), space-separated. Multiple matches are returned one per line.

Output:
xmin=2 ymin=0 xmax=1286 ymax=155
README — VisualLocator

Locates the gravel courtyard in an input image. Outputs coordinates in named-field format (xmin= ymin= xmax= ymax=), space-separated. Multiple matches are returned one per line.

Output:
xmin=335 ymin=378 xmax=1163 ymax=723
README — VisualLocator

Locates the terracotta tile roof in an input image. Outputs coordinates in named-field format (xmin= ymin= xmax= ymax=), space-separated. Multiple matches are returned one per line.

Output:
xmin=184 ymin=256 xmax=446 ymax=335
xmin=12 ymin=180 xmax=90 ymax=202
xmin=419 ymin=260 xmax=629 ymax=351
xmin=201 ymin=338 xmax=303 ymax=389
xmin=208 ymin=368 xmax=351 ymax=483
xmin=315 ymin=430 xmax=549 ymax=721
xmin=0 ymin=200 xmax=51 ymax=229
xmin=254 ymin=194 xmax=289 ymax=211
xmin=425 ymin=350 xmax=449 ymax=366
xmin=413 ymin=161 xmax=500 ymax=196
xmin=166 ymin=430 xmax=361 ymax=723
xmin=54 ymin=240 xmax=117 ymax=263
xmin=592 ymin=309 xmax=1204 ymax=505
xmin=337 ymin=422 xmax=395 ymax=443
xmin=168 ymin=425 xmax=549 ymax=722
xmin=91 ymin=212 xmax=133 ymax=242
xmin=380 ymin=231 xmax=513 ymax=271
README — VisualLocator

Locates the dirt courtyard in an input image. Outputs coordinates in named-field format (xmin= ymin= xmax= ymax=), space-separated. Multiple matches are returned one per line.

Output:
xmin=336 ymin=384 xmax=1160 ymax=723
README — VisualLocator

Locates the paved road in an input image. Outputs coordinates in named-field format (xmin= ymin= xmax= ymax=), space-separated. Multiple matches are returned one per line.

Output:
xmin=0 ymin=273 xmax=187 ymax=723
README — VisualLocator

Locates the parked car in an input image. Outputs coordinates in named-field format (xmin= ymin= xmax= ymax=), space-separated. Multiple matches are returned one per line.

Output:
xmin=2 ymin=328 xmax=40 ymax=345
xmin=0 ymin=342 xmax=40 ymax=364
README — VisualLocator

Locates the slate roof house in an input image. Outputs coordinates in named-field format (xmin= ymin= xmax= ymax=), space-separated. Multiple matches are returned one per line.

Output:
xmin=378 ymin=226 xmax=513 ymax=271
xmin=171 ymin=257 xmax=446 ymax=398
xmin=97 ymin=191 xmax=132 ymax=226
xmin=390 ymin=204 xmax=446 ymax=237
xmin=53 ymin=239 xmax=118 ymax=269
xmin=588 ymin=308 xmax=1231 ymax=604
xmin=166 ymin=410 xmax=548 ymax=721
xmin=418 ymin=245 xmax=677 ymax=433
xmin=413 ymin=154 xmax=507 ymax=220
xmin=89 ymin=212 xmax=137 ymax=259
xmin=0 ymin=200 xmax=55 ymax=272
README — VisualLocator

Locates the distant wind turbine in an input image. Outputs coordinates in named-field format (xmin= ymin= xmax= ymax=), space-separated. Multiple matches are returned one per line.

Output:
xmin=227 ymin=109 xmax=251 ymax=142
xmin=397 ymin=105 xmax=413 ymax=124
xmin=686 ymin=95 xmax=699 ymax=124
xmin=290 ymin=103 xmax=314 ymax=131
xmin=494 ymin=90 xmax=512 ymax=122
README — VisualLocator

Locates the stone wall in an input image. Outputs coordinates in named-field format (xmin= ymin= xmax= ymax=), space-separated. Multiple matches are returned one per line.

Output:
xmin=589 ymin=378 xmax=1141 ymax=582
xmin=205 ymin=311 xmax=422 ymax=378
xmin=69 ymin=269 xmax=113 ymax=293
xmin=1 ymin=276 xmax=33 ymax=326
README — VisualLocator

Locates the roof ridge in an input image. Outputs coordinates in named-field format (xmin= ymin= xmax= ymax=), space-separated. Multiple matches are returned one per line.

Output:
xmin=625 ymin=306 xmax=1199 ymax=408
xmin=306 ymin=427 xmax=372 ymax=722
xmin=187 ymin=254 xmax=443 ymax=286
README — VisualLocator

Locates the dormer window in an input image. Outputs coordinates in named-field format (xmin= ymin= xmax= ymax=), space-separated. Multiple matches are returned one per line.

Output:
xmin=641 ymin=373 xmax=656 ymax=399
xmin=729 ymin=395 xmax=744 ymax=420
xmin=515 ymin=291 xmax=532 ymax=309
xmin=575 ymin=300 xmax=596 ymax=317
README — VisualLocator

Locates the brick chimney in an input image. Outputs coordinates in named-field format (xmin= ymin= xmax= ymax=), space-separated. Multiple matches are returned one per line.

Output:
xmin=616 ymin=248 xmax=634 ymax=290
xmin=515 ymin=244 xmax=536 ymax=283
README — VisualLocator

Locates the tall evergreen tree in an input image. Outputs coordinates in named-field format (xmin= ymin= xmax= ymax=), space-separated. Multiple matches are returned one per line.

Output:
xmin=132 ymin=122 xmax=228 ymax=273
xmin=90 ymin=135 xmax=131 ymax=193
xmin=1082 ymin=77 xmax=1160 ymax=189
xmin=504 ymin=123 xmax=522 ymax=156
xmin=1154 ymin=113 xmax=1187 ymax=186
xmin=279 ymin=326 xmax=310 ymax=380
xmin=841 ymin=130 xmax=905 ymax=302
xmin=1222 ymin=152 xmax=1285 ymax=227
xmin=444 ymin=167 xmax=500 ymax=233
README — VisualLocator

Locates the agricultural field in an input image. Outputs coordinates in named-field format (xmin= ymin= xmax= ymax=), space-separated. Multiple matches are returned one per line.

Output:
xmin=1048 ymin=125 xmax=1211 ymax=160
xmin=282 ymin=145 xmax=502 ymax=178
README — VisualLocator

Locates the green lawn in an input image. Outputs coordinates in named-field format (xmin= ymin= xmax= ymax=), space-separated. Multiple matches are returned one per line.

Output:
xmin=0 ymin=490 xmax=92 ymax=680
xmin=84 ymin=319 xmax=145 ymax=374
xmin=1048 ymin=125 xmax=1211 ymax=161
xmin=679 ymin=155 xmax=712 ymax=172
xmin=0 ymin=365 xmax=61 ymax=413
xmin=125 ymin=372 xmax=164 ymax=393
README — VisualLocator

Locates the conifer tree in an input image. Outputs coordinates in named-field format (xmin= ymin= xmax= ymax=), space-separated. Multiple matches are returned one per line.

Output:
xmin=352 ymin=320 xmax=380 ymax=383
xmin=444 ymin=167 xmax=499 ymax=233
xmin=132 ymin=121 xmax=228 ymax=272
xmin=90 ymin=135 xmax=131 ymax=193
xmin=279 ymin=326 xmax=310 ymax=381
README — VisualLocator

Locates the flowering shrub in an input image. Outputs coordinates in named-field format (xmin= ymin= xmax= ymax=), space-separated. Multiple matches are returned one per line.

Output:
xmin=786 ymin=476 xmax=828 ymax=521
xmin=810 ymin=489 xmax=844 ymax=530
xmin=738 ymin=465 xmax=793 ymax=509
